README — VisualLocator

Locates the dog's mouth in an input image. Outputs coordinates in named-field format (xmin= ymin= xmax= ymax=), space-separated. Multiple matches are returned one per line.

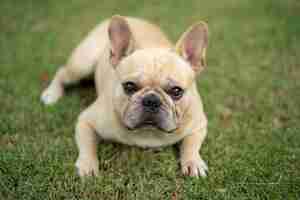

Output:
xmin=125 ymin=117 xmax=177 ymax=133
xmin=125 ymin=117 xmax=157 ymax=129
xmin=123 ymin=104 xmax=178 ymax=134
xmin=142 ymin=117 xmax=157 ymax=125
xmin=138 ymin=118 xmax=158 ymax=128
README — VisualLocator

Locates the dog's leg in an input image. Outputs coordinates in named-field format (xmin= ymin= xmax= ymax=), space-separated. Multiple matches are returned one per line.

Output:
xmin=41 ymin=66 xmax=76 ymax=105
xmin=180 ymin=127 xmax=208 ymax=177
xmin=41 ymin=22 xmax=109 ymax=105
xmin=40 ymin=49 xmax=99 ymax=105
xmin=75 ymin=120 xmax=99 ymax=177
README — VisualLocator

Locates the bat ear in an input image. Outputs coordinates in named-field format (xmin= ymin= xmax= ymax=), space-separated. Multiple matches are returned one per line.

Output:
xmin=175 ymin=22 xmax=209 ymax=74
xmin=108 ymin=15 xmax=134 ymax=67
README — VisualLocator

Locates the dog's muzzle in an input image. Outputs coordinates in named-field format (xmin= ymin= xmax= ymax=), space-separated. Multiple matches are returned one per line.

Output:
xmin=124 ymin=92 xmax=177 ymax=133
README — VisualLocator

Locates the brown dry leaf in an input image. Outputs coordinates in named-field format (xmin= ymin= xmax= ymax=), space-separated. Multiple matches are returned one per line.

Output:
xmin=171 ymin=191 xmax=178 ymax=200
xmin=217 ymin=104 xmax=233 ymax=128
xmin=216 ymin=188 xmax=227 ymax=193
xmin=273 ymin=117 xmax=283 ymax=129
xmin=0 ymin=134 xmax=18 ymax=148
xmin=31 ymin=21 xmax=48 ymax=32
xmin=220 ymin=107 xmax=233 ymax=121
xmin=40 ymin=71 xmax=50 ymax=84
xmin=273 ymin=114 xmax=289 ymax=129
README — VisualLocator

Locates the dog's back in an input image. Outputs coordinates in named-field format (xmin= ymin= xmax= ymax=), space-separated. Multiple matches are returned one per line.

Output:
xmin=68 ymin=17 xmax=172 ymax=70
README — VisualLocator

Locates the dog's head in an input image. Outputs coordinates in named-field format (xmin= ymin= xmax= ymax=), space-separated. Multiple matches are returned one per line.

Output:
xmin=108 ymin=16 xmax=208 ymax=133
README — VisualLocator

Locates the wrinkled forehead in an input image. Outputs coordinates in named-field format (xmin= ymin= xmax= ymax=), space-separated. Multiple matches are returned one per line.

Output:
xmin=117 ymin=49 xmax=195 ymax=88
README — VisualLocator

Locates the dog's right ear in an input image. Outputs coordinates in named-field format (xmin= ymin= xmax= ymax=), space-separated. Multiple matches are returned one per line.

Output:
xmin=108 ymin=15 xmax=134 ymax=67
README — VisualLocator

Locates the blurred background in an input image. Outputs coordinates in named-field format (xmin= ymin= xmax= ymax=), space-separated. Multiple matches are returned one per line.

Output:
xmin=0 ymin=0 xmax=299 ymax=199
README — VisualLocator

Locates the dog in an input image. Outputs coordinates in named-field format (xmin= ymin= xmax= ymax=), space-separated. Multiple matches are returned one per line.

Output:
xmin=41 ymin=15 xmax=209 ymax=177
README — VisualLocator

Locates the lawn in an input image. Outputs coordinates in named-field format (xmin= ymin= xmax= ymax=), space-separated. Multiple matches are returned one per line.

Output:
xmin=0 ymin=0 xmax=300 ymax=199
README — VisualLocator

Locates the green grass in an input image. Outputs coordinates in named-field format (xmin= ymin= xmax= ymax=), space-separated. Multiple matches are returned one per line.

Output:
xmin=1 ymin=0 xmax=300 ymax=199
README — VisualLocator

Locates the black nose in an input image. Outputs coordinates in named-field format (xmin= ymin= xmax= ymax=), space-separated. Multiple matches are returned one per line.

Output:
xmin=142 ymin=93 xmax=161 ymax=113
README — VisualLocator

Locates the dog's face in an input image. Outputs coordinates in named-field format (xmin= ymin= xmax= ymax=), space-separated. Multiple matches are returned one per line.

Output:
xmin=108 ymin=16 xmax=208 ymax=133
xmin=114 ymin=49 xmax=195 ymax=132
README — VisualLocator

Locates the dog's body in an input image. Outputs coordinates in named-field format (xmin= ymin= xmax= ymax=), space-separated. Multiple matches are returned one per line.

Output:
xmin=41 ymin=16 xmax=209 ymax=177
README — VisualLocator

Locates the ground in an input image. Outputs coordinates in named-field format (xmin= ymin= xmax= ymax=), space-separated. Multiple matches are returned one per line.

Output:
xmin=0 ymin=0 xmax=299 ymax=199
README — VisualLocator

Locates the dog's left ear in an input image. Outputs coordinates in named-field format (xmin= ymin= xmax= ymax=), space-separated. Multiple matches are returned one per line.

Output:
xmin=175 ymin=22 xmax=208 ymax=74
xmin=108 ymin=15 xmax=134 ymax=67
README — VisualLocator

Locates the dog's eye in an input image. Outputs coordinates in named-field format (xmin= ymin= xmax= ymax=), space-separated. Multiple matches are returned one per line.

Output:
xmin=168 ymin=86 xmax=184 ymax=100
xmin=122 ymin=81 xmax=139 ymax=95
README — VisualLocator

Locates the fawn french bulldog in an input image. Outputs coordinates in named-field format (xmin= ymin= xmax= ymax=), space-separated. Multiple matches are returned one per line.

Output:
xmin=41 ymin=15 xmax=209 ymax=177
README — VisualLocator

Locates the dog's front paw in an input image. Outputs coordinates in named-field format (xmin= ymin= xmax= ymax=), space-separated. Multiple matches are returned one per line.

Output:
xmin=181 ymin=155 xmax=208 ymax=178
xmin=75 ymin=157 xmax=99 ymax=177
xmin=41 ymin=85 xmax=63 ymax=105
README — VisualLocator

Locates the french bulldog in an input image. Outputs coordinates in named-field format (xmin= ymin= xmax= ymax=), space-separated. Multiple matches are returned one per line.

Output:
xmin=41 ymin=15 xmax=209 ymax=177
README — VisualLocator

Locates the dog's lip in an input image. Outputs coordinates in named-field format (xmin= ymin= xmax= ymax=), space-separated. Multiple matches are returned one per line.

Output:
xmin=143 ymin=119 xmax=156 ymax=125
xmin=135 ymin=120 xmax=158 ymax=129
xmin=124 ymin=121 xmax=177 ymax=134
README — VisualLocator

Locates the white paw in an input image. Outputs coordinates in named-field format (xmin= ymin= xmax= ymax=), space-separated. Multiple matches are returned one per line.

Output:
xmin=75 ymin=157 xmax=99 ymax=177
xmin=181 ymin=155 xmax=208 ymax=178
xmin=40 ymin=85 xmax=63 ymax=105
